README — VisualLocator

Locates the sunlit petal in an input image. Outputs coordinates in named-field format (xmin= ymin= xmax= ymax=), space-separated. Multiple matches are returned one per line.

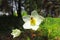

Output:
xmin=31 ymin=10 xmax=44 ymax=20
xmin=36 ymin=18 xmax=43 ymax=25
xmin=31 ymin=25 xmax=39 ymax=31
xmin=31 ymin=10 xmax=39 ymax=18
xmin=35 ymin=16 xmax=44 ymax=25
xmin=22 ymin=15 xmax=30 ymax=22
xmin=39 ymin=15 xmax=45 ymax=21
xmin=23 ymin=21 xmax=31 ymax=29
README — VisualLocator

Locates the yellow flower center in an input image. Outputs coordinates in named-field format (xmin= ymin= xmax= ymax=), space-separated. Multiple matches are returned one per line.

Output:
xmin=30 ymin=17 xmax=36 ymax=26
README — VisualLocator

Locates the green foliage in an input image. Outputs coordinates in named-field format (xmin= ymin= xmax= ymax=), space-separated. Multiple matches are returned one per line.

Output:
xmin=21 ymin=10 xmax=28 ymax=17
xmin=39 ymin=17 xmax=60 ymax=40
xmin=13 ymin=11 xmax=18 ymax=16
xmin=27 ymin=37 xmax=30 ymax=40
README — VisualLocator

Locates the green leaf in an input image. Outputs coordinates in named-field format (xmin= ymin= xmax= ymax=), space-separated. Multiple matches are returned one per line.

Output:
xmin=21 ymin=10 xmax=28 ymax=17
xmin=13 ymin=11 xmax=18 ymax=16
xmin=27 ymin=37 xmax=30 ymax=40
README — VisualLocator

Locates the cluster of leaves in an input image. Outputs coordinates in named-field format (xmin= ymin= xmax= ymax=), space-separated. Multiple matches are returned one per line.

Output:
xmin=39 ymin=17 xmax=60 ymax=40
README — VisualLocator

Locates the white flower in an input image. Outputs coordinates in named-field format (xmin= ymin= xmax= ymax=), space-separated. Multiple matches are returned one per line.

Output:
xmin=5 ymin=13 xmax=9 ymax=16
xmin=11 ymin=29 xmax=21 ymax=38
xmin=22 ymin=10 xmax=44 ymax=31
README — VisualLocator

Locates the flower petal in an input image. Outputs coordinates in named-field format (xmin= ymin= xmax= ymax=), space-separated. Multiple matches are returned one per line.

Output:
xmin=36 ymin=18 xmax=43 ymax=25
xmin=37 ymin=15 xmax=45 ymax=25
xmin=23 ymin=21 xmax=31 ymax=29
xmin=22 ymin=15 xmax=30 ymax=22
xmin=39 ymin=15 xmax=45 ymax=21
xmin=31 ymin=25 xmax=39 ymax=31
xmin=31 ymin=10 xmax=39 ymax=18
xmin=31 ymin=10 xmax=44 ymax=21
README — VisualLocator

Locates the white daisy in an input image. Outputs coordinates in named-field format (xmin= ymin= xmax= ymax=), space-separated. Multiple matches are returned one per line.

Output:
xmin=22 ymin=10 xmax=44 ymax=31
xmin=11 ymin=29 xmax=21 ymax=38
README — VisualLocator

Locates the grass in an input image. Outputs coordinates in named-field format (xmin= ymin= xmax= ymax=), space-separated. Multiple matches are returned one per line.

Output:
xmin=39 ymin=17 xmax=60 ymax=40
